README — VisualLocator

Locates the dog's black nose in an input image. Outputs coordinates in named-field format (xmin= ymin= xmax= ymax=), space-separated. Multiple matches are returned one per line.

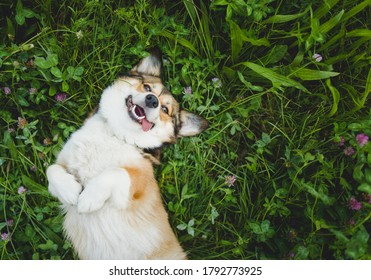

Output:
xmin=145 ymin=94 xmax=159 ymax=108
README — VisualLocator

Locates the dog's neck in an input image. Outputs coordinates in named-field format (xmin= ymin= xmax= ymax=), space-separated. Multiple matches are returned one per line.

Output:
xmin=95 ymin=110 xmax=161 ymax=165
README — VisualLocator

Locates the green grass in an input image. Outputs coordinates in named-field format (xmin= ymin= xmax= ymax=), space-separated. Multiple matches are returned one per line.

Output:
xmin=0 ymin=0 xmax=370 ymax=259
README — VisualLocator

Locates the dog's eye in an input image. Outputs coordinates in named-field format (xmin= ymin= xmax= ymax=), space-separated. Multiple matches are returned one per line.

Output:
xmin=144 ymin=84 xmax=151 ymax=92
xmin=161 ymin=106 xmax=169 ymax=115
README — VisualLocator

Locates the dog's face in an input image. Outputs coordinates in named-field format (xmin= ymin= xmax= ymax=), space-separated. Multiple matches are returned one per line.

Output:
xmin=99 ymin=51 xmax=208 ymax=149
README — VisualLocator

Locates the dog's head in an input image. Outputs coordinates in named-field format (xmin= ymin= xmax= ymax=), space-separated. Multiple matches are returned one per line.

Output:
xmin=99 ymin=49 xmax=208 ymax=149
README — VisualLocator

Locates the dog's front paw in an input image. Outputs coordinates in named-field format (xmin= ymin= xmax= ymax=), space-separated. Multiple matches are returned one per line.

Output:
xmin=77 ymin=179 xmax=111 ymax=214
xmin=76 ymin=168 xmax=132 ymax=213
xmin=47 ymin=164 xmax=82 ymax=205
xmin=59 ymin=178 xmax=82 ymax=205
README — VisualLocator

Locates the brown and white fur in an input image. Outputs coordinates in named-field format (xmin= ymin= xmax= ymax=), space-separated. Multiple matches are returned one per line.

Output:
xmin=46 ymin=50 xmax=208 ymax=259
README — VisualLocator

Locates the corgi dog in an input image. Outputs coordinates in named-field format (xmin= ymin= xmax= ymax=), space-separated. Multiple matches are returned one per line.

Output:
xmin=46 ymin=49 xmax=208 ymax=259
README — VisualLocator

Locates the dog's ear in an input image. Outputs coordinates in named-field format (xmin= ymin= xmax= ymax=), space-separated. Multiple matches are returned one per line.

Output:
xmin=178 ymin=110 xmax=209 ymax=137
xmin=130 ymin=47 xmax=162 ymax=77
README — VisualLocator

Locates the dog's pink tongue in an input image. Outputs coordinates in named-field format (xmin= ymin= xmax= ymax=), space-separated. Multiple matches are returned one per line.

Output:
xmin=141 ymin=118 xmax=154 ymax=132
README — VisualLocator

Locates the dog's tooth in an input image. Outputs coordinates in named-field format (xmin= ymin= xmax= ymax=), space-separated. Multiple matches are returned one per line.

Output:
xmin=131 ymin=105 xmax=139 ymax=119
xmin=131 ymin=105 xmax=145 ymax=120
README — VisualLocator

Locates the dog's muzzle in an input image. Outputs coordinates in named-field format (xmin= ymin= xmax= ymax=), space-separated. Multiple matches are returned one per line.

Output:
xmin=126 ymin=95 xmax=155 ymax=132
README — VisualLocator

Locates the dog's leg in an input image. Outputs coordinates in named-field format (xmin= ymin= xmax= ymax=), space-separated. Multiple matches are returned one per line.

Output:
xmin=77 ymin=168 xmax=131 ymax=213
xmin=47 ymin=164 xmax=83 ymax=205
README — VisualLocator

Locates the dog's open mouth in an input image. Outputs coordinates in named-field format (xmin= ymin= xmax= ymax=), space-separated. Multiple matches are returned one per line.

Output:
xmin=126 ymin=96 xmax=154 ymax=132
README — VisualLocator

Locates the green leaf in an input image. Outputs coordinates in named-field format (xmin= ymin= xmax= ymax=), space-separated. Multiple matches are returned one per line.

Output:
xmin=176 ymin=223 xmax=187 ymax=231
xmin=302 ymin=181 xmax=335 ymax=205
xmin=308 ymin=17 xmax=323 ymax=46
xmin=15 ymin=14 xmax=25 ymax=25
xmin=211 ymin=0 xmax=229 ymax=6
xmin=358 ymin=183 xmax=371 ymax=194
xmin=260 ymin=220 xmax=271 ymax=233
xmin=293 ymin=68 xmax=340 ymax=81
xmin=264 ymin=7 xmax=309 ymax=24
xmin=304 ymin=152 xmax=315 ymax=162
xmin=340 ymin=84 xmax=362 ymax=109
xmin=326 ymin=78 xmax=341 ymax=117
xmin=48 ymin=54 xmax=59 ymax=66
xmin=353 ymin=163 xmax=364 ymax=182
xmin=6 ymin=17 xmax=15 ymax=38
xmin=181 ymin=184 xmax=188 ymax=198
xmin=74 ymin=66 xmax=84 ymax=76
xmin=158 ymin=30 xmax=199 ymax=56
xmin=188 ymin=219 xmax=195 ymax=227
xmin=21 ymin=175 xmax=49 ymax=195
xmin=347 ymin=29 xmax=371 ymax=38
xmin=62 ymin=81 xmax=69 ymax=92
xmin=22 ymin=8 xmax=36 ymax=18
xmin=341 ymin=0 xmax=371 ymax=23
xmin=237 ymin=71 xmax=263 ymax=91
xmin=241 ymin=34 xmax=270 ymax=47
xmin=263 ymin=45 xmax=288 ymax=65
xmin=67 ymin=66 xmax=75 ymax=76
xmin=187 ymin=227 xmax=195 ymax=237
xmin=242 ymin=61 xmax=308 ymax=92
xmin=346 ymin=226 xmax=369 ymax=259
xmin=50 ymin=67 xmax=62 ymax=78
xmin=296 ymin=246 xmax=309 ymax=259
xmin=49 ymin=86 xmax=57 ymax=96
xmin=313 ymin=0 xmax=339 ymax=19
xmin=16 ymin=0 xmax=23 ymax=14
xmin=330 ymin=229 xmax=349 ymax=243
xmin=262 ymin=132 xmax=271 ymax=144
xmin=249 ymin=222 xmax=261 ymax=234
xmin=0 ymin=222 xmax=6 ymax=231
xmin=34 ymin=54 xmax=58 ymax=69
xmin=319 ymin=10 xmax=344 ymax=34
xmin=315 ymin=219 xmax=332 ymax=230
xmin=208 ymin=204 xmax=219 ymax=224
xmin=38 ymin=240 xmax=58 ymax=251
xmin=362 ymin=67 xmax=371 ymax=106
xmin=366 ymin=169 xmax=371 ymax=184
xmin=229 ymin=20 xmax=243 ymax=62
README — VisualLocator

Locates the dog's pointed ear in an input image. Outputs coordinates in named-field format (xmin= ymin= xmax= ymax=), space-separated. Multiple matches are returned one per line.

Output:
xmin=178 ymin=110 xmax=209 ymax=137
xmin=130 ymin=47 xmax=162 ymax=77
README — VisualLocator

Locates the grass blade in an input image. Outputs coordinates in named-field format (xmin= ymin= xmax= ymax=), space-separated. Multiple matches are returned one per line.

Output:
xmin=362 ymin=67 xmax=371 ymax=105
xmin=293 ymin=68 xmax=340 ymax=81
xmin=200 ymin=1 xmax=214 ymax=56
xmin=21 ymin=175 xmax=49 ymax=196
xmin=242 ymin=62 xmax=308 ymax=92
xmin=263 ymin=7 xmax=309 ymax=24
xmin=241 ymin=34 xmax=270 ymax=47
xmin=182 ymin=0 xmax=214 ymax=57
xmin=341 ymin=0 xmax=371 ymax=23
xmin=157 ymin=30 xmax=199 ymax=56
xmin=347 ymin=29 xmax=371 ymax=38
xmin=318 ymin=10 xmax=344 ymax=34
xmin=313 ymin=0 xmax=339 ymax=19
xmin=229 ymin=20 xmax=243 ymax=62
xmin=326 ymin=78 xmax=341 ymax=117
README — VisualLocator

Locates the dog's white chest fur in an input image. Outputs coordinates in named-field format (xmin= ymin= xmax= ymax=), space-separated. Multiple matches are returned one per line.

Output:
xmin=59 ymin=115 xmax=141 ymax=185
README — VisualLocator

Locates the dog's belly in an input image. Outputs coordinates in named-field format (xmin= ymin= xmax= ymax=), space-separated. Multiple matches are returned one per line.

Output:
xmin=63 ymin=204 xmax=162 ymax=259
